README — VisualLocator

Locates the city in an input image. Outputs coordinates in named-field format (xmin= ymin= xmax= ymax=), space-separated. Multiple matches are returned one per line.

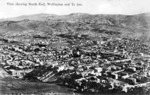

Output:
xmin=0 ymin=13 xmax=150 ymax=94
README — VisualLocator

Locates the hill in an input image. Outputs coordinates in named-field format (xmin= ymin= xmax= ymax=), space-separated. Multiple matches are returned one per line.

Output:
xmin=0 ymin=13 xmax=149 ymax=40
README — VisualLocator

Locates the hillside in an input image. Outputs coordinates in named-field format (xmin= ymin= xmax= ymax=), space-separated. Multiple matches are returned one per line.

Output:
xmin=0 ymin=66 xmax=11 ymax=78
xmin=0 ymin=13 xmax=150 ymax=41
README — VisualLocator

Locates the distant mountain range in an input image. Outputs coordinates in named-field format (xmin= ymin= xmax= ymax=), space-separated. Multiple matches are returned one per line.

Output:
xmin=0 ymin=13 xmax=150 ymax=41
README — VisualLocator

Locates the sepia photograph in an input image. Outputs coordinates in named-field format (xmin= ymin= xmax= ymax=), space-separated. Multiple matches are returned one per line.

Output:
xmin=0 ymin=0 xmax=150 ymax=94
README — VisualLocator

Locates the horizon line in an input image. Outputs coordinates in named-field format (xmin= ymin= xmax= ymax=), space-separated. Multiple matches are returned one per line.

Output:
xmin=1 ymin=12 xmax=150 ymax=20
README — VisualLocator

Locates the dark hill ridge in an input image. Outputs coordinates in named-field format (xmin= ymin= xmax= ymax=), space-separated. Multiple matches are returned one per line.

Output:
xmin=0 ymin=13 xmax=150 ymax=42
xmin=1 ymin=13 xmax=150 ymax=27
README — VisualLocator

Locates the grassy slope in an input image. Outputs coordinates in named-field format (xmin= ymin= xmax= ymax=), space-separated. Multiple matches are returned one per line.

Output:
xmin=0 ymin=77 xmax=78 ymax=94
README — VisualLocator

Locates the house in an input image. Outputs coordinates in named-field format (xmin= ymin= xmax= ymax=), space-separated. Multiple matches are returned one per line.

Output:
xmin=9 ymin=69 xmax=33 ymax=78
xmin=111 ymin=73 xmax=119 ymax=79
xmin=122 ymin=73 xmax=130 ymax=79
xmin=125 ymin=67 xmax=136 ymax=73
xmin=124 ymin=78 xmax=137 ymax=85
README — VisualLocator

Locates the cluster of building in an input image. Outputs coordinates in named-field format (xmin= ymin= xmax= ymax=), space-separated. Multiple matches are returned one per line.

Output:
xmin=0 ymin=34 xmax=150 ymax=93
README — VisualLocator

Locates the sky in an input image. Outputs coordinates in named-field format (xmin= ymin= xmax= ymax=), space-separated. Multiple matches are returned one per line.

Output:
xmin=0 ymin=0 xmax=150 ymax=18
